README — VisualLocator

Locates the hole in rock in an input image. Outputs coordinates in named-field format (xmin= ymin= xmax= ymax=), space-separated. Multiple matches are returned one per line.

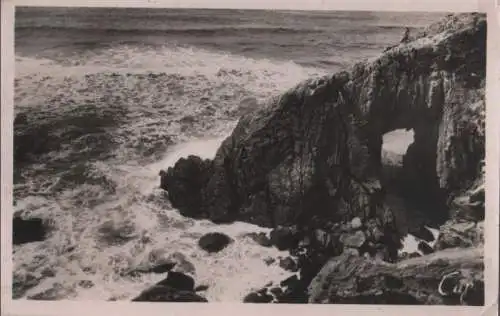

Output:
xmin=380 ymin=128 xmax=446 ymax=238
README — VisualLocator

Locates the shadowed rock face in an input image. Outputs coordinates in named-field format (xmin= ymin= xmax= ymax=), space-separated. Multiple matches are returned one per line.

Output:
xmin=161 ymin=13 xmax=485 ymax=236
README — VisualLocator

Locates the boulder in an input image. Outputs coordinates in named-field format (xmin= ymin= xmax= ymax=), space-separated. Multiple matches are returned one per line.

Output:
xmin=308 ymin=247 xmax=484 ymax=305
xmin=198 ymin=232 xmax=233 ymax=253
xmin=13 ymin=216 xmax=47 ymax=245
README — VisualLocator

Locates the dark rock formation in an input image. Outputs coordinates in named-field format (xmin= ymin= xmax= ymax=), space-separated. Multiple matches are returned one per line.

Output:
xmin=198 ymin=232 xmax=233 ymax=253
xmin=132 ymin=271 xmax=207 ymax=302
xmin=13 ymin=216 xmax=47 ymax=245
xmin=308 ymin=248 xmax=484 ymax=305
xmin=160 ymin=14 xmax=485 ymax=254
xmin=158 ymin=13 xmax=486 ymax=305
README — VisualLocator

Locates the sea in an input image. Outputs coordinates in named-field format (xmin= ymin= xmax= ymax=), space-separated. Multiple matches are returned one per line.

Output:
xmin=13 ymin=7 xmax=445 ymax=302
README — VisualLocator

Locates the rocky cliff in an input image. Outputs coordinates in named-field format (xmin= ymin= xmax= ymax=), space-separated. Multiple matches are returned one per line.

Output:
xmin=162 ymin=12 xmax=485 ymax=230
xmin=160 ymin=12 xmax=486 ymax=305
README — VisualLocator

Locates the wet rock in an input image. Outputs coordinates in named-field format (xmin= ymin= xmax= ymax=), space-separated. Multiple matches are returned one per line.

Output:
xmin=408 ymin=252 xmax=422 ymax=258
xmin=279 ymin=257 xmax=298 ymax=272
xmin=157 ymin=272 xmax=195 ymax=292
xmin=198 ymin=232 xmax=233 ymax=253
xmin=132 ymin=285 xmax=208 ymax=302
xmin=434 ymin=220 xmax=483 ymax=251
xmin=340 ymin=231 xmax=367 ymax=248
xmin=13 ymin=216 xmax=47 ymax=245
xmin=418 ymin=241 xmax=434 ymax=255
xmin=270 ymin=226 xmax=301 ymax=251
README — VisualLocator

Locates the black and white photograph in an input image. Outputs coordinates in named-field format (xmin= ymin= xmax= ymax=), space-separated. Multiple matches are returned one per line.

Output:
xmin=4 ymin=2 xmax=492 ymax=308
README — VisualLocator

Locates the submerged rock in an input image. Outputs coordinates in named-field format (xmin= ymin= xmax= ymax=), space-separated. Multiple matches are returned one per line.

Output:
xmin=198 ymin=232 xmax=233 ymax=253
xmin=132 ymin=271 xmax=206 ymax=302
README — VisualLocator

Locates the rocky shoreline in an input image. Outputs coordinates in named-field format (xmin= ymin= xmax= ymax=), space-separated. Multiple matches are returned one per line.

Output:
xmin=13 ymin=13 xmax=486 ymax=305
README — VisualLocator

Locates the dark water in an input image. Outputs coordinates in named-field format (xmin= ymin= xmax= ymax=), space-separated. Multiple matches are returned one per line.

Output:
xmin=16 ymin=7 xmax=446 ymax=68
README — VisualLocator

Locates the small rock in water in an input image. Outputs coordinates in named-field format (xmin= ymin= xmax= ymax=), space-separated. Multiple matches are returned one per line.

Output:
xmin=157 ymin=272 xmax=195 ymax=292
xmin=13 ymin=216 xmax=47 ymax=245
xmin=408 ymin=252 xmax=422 ymax=258
xmin=351 ymin=217 xmax=363 ymax=230
xmin=279 ymin=257 xmax=298 ymax=272
xmin=198 ymin=232 xmax=233 ymax=253
xmin=417 ymin=241 xmax=434 ymax=255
